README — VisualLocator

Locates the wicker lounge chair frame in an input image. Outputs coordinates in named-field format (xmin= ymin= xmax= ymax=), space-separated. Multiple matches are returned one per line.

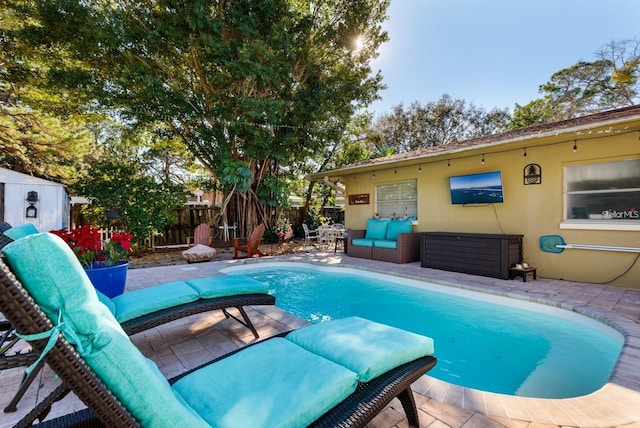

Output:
xmin=0 ymin=257 xmax=436 ymax=428
xmin=0 ymin=228 xmax=275 ymax=413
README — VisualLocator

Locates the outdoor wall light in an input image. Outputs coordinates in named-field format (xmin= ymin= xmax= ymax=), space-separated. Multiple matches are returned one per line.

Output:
xmin=26 ymin=205 xmax=37 ymax=218
xmin=372 ymin=171 xmax=376 ymax=180
xmin=573 ymin=141 xmax=578 ymax=152
xmin=481 ymin=154 xmax=485 ymax=164
xmin=523 ymin=147 xmax=527 ymax=157
xmin=26 ymin=191 xmax=38 ymax=218
xmin=27 ymin=191 xmax=39 ymax=203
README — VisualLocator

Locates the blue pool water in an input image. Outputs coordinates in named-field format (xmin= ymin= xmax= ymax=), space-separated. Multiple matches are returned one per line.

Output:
xmin=223 ymin=263 xmax=624 ymax=399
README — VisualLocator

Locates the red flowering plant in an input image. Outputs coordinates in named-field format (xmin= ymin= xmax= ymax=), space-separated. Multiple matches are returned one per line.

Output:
xmin=50 ymin=225 xmax=132 ymax=269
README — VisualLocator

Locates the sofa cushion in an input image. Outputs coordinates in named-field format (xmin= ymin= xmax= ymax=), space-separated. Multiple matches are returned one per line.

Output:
xmin=172 ymin=337 xmax=358 ymax=428
xmin=385 ymin=219 xmax=413 ymax=241
xmin=111 ymin=281 xmax=200 ymax=323
xmin=3 ymin=232 xmax=206 ymax=427
xmin=286 ymin=316 xmax=435 ymax=382
xmin=3 ymin=223 xmax=39 ymax=240
xmin=186 ymin=275 xmax=268 ymax=299
xmin=373 ymin=240 xmax=397 ymax=249
xmin=364 ymin=219 xmax=389 ymax=240
xmin=351 ymin=238 xmax=375 ymax=247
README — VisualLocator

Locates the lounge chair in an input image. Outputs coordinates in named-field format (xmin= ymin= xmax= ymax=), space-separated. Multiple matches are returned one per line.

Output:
xmin=0 ymin=232 xmax=437 ymax=427
xmin=233 ymin=223 xmax=265 ymax=259
xmin=0 ymin=227 xmax=274 ymax=412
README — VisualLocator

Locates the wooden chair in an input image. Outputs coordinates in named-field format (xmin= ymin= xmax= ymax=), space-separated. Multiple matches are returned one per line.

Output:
xmin=233 ymin=223 xmax=266 ymax=259
xmin=186 ymin=223 xmax=212 ymax=247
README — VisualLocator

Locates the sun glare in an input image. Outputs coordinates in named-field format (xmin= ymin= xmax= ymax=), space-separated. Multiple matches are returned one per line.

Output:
xmin=354 ymin=36 xmax=365 ymax=53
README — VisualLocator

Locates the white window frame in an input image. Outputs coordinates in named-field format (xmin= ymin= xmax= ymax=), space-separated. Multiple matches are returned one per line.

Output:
xmin=560 ymin=158 xmax=640 ymax=231
xmin=375 ymin=180 xmax=418 ymax=222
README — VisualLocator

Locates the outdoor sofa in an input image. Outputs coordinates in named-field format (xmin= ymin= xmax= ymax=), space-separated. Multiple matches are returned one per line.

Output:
xmin=347 ymin=218 xmax=420 ymax=264
xmin=0 ymin=232 xmax=437 ymax=427
xmin=0 ymin=224 xmax=275 ymax=413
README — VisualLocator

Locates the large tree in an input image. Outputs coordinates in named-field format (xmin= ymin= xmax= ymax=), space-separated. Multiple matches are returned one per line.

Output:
xmin=5 ymin=0 xmax=389 ymax=234
xmin=0 ymin=6 xmax=92 ymax=182
xmin=511 ymin=38 xmax=640 ymax=128
xmin=374 ymin=94 xmax=511 ymax=153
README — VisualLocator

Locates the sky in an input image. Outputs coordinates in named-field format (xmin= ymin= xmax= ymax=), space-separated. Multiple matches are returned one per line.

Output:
xmin=368 ymin=0 xmax=640 ymax=118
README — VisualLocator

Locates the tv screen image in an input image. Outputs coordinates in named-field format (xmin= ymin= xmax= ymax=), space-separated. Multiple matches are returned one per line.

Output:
xmin=449 ymin=171 xmax=504 ymax=204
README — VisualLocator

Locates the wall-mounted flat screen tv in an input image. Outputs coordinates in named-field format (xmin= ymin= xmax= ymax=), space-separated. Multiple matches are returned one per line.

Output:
xmin=449 ymin=171 xmax=504 ymax=204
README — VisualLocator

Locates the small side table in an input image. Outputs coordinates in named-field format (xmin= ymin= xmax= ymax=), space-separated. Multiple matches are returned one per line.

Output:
xmin=509 ymin=267 xmax=537 ymax=282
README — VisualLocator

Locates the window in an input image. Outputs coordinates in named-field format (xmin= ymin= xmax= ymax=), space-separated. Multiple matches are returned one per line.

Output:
xmin=564 ymin=159 xmax=640 ymax=225
xmin=375 ymin=181 xmax=417 ymax=220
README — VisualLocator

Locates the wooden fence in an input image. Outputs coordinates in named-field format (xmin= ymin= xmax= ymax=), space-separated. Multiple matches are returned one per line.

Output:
xmin=88 ymin=206 xmax=321 ymax=250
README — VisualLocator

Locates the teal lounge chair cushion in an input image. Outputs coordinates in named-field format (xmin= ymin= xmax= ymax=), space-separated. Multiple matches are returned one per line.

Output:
xmin=96 ymin=290 xmax=117 ymax=315
xmin=83 ymin=327 xmax=207 ymax=427
xmin=3 ymin=233 xmax=120 ymax=338
xmin=3 ymin=233 xmax=208 ymax=427
xmin=3 ymin=223 xmax=39 ymax=240
xmin=111 ymin=281 xmax=200 ymax=323
xmin=173 ymin=338 xmax=358 ymax=428
xmin=186 ymin=275 xmax=268 ymax=299
xmin=373 ymin=239 xmax=397 ymax=249
xmin=351 ymin=238 xmax=375 ymax=247
xmin=364 ymin=218 xmax=389 ymax=240
xmin=286 ymin=317 xmax=435 ymax=382
xmin=385 ymin=219 xmax=413 ymax=241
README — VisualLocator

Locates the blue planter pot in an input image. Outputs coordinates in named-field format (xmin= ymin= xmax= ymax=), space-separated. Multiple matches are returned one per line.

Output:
xmin=84 ymin=261 xmax=129 ymax=298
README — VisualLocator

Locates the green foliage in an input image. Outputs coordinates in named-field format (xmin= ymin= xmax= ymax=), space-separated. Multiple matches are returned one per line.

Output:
xmin=4 ymin=0 xmax=389 ymax=231
xmin=73 ymin=159 xmax=190 ymax=245
xmin=0 ymin=106 xmax=92 ymax=182
xmin=256 ymin=174 xmax=291 ymax=208
xmin=220 ymin=159 xmax=253 ymax=193
xmin=374 ymin=95 xmax=511 ymax=152
xmin=510 ymin=98 xmax=557 ymax=129
xmin=510 ymin=38 xmax=640 ymax=128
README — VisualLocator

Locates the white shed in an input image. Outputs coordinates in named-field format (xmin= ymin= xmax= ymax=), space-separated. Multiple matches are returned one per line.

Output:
xmin=0 ymin=167 xmax=69 ymax=232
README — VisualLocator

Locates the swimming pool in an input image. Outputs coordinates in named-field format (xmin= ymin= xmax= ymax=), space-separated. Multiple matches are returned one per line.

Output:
xmin=222 ymin=262 xmax=624 ymax=399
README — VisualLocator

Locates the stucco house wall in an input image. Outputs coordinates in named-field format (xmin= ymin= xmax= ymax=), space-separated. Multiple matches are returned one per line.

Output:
xmin=309 ymin=106 xmax=640 ymax=288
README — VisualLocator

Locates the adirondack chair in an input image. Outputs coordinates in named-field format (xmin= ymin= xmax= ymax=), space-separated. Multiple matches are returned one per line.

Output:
xmin=186 ymin=223 xmax=212 ymax=247
xmin=233 ymin=223 xmax=266 ymax=259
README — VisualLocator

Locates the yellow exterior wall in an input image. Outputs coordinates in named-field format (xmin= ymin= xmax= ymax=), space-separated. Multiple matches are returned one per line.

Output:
xmin=340 ymin=130 xmax=640 ymax=289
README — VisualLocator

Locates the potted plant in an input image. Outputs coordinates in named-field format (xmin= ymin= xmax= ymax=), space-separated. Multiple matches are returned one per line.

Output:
xmin=276 ymin=216 xmax=293 ymax=243
xmin=50 ymin=225 xmax=132 ymax=297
